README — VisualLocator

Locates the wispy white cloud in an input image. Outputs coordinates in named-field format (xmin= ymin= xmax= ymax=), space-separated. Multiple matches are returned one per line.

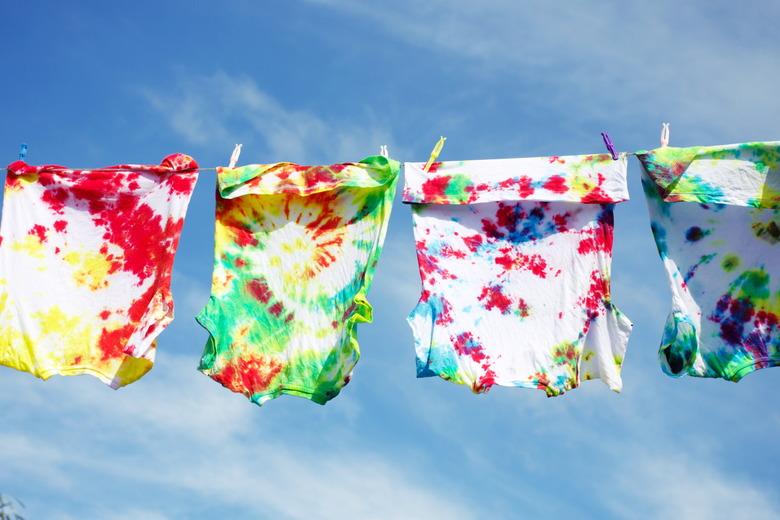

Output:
xmin=0 ymin=355 xmax=479 ymax=520
xmin=607 ymin=452 xmax=780 ymax=520
xmin=140 ymin=71 xmax=399 ymax=164
xmin=301 ymin=0 xmax=780 ymax=142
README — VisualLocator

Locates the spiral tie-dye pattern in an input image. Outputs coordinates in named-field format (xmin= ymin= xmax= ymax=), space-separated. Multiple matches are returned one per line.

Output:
xmin=197 ymin=156 xmax=399 ymax=406
xmin=638 ymin=141 xmax=780 ymax=381
xmin=404 ymin=153 xmax=633 ymax=397
xmin=0 ymin=154 xmax=199 ymax=388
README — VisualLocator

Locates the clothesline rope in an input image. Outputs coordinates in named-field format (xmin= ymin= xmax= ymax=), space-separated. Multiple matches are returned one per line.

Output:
xmin=2 ymin=122 xmax=670 ymax=173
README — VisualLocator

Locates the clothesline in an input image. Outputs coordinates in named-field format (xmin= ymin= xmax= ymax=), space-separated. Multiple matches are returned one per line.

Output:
xmin=1 ymin=124 xmax=669 ymax=173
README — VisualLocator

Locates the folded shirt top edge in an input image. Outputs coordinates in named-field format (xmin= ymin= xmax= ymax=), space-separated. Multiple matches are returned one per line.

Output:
xmin=217 ymin=156 xmax=400 ymax=199
xmin=637 ymin=141 xmax=780 ymax=209
xmin=402 ymin=153 xmax=629 ymax=205
xmin=6 ymin=154 xmax=199 ymax=176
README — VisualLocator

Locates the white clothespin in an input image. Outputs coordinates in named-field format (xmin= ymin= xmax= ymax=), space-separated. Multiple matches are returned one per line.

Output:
xmin=660 ymin=123 xmax=670 ymax=148
xmin=379 ymin=145 xmax=389 ymax=158
xmin=228 ymin=144 xmax=243 ymax=168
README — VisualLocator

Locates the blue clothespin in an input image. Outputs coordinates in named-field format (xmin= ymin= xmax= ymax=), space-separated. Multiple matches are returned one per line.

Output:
xmin=600 ymin=132 xmax=618 ymax=161
xmin=18 ymin=143 xmax=28 ymax=161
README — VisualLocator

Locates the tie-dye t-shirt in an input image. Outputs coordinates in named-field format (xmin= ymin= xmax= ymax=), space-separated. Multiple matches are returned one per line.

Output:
xmin=0 ymin=154 xmax=199 ymax=388
xmin=197 ymin=156 xmax=398 ymax=406
xmin=404 ymin=154 xmax=633 ymax=397
xmin=638 ymin=142 xmax=780 ymax=381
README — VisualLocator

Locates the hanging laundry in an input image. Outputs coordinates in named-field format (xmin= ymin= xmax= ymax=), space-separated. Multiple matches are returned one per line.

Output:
xmin=404 ymin=153 xmax=632 ymax=397
xmin=0 ymin=154 xmax=199 ymax=388
xmin=197 ymin=156 xmax=399 ymax=406
xmin=638 ymin=142 xmax=780 ymax=381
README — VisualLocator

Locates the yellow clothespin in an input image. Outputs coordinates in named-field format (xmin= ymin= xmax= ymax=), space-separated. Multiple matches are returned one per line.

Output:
xmin=423 ymin=136 xmax=446 ymax=172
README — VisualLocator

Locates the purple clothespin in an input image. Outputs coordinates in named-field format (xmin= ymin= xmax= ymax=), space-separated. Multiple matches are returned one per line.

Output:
xmin=600 ymin=132 xmax=618 ymax=160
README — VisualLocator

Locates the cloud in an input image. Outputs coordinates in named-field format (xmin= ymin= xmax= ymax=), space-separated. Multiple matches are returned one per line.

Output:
xmin=607 ymin=452 xmax=780 ymax=520
xmin=300 ymin=0 xmax=780 ymax=141
xmin=0 ymin=355 xmax=480 ymax=520
xmin=140 ymin=71 xmax=397 ymax=164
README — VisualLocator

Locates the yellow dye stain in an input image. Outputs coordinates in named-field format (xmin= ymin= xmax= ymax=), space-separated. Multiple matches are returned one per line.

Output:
xmin=11 ymin=234 xmax=46 ymax=259
xmin=570 ymin=173 xmax=595 ymax=197
xmin=35 ymin=306 xmax=88 ymax=341
xmin=5 ymin=172 xmax=39 ymax=193
xmin=0 ymin=288 xmax=36 ymax=373
xmin=27 ymin=306 xmax=93 ymax=367
xmin=213 ymin=268 xmax=236 ymax=296
xmin=63 ymin=250 xmax=115 ymax=291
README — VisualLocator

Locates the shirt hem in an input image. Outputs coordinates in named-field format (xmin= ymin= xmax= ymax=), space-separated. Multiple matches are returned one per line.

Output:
xmin=725 ymin=357 xmax=780 ymax=382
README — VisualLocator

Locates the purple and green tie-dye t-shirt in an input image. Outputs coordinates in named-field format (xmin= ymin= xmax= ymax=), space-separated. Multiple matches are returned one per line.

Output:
xmin=638 ymin=141 xmax=780 ymax=381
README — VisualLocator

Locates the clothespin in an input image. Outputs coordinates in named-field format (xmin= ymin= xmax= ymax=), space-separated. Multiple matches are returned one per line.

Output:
xmin=18 ymin=143 xmax=28 ymax=161
xmin=600 ymin=132 xmax=618 ymax=160
xmin=660 ymin=123 xmax=670 ymax=148
xmin=228 ymin=144 xmax=242 ymax=168
xmin=379 ymin=145 xmax=389 ymax=158
xmin=423 ymin=136 xmax=446 ymax=172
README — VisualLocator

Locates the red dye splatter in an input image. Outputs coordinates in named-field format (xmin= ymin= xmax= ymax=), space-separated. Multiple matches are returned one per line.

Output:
xmin=580 ymin=270 xmax=610 ymax=317
xmin=548 ymin=156 xmax=565 ymax=164
xmin=435 ymin=297 xmax=455 ymax=325
xmin=495 ymin=249 xmax=548 ymax=278
xmin=235 ymin=258 xmax=246 ymax=268
xmin=28 ymin=224 xmax=48 ymax=243
xmin=453 ymin=332 xmax=486 ymax=363
xmin=421 ymin=176 xmax=450 ymax=201
xmin=234 ymin=227 xmax=258 ymax=247
xmin=577 ymin=226 xmax=613 ymax=255
xmin=41 ymin=188 xmax=69 ymax=214
xmin=530 ymin=371 xmax=550 ymax=391
xmin=268 ymin=302 xmax=284 ymax=317
xmin=461 ymin=234 xmax=483 ymax=252
xmin=415 ymin=241 xmax=456 ymax=283
xmin=48 ymin=166 xmax=192 ymax=286
xmin=99 ymin=310 xmax=111 ymax=320
xmin=481 ymin=218 xmax=505 ymax=239
xmin=440 ymin=245 xmax=465 ymax=259
xmin=475 ymin=367 xmax=497 ymax=392
xmin=97 ymin=324 xmax=135 ymax=360
xmin=247 ymin=279 xmax=272 ymax=303
xmin=517 ymin=298 xmax=530 ymax=317
xmin=164 ymin=173 xmax=197 ymax=195
xmin=543 ymin=175 xmax=568 ymax=194
xmin=53 ymin=220 xmax=68 ymax=233
xmin=305 ymin=166 xmax=338 ymax=189
xmin=478 ymin=284 xmax=513 ymax=314
xmin=580 ymin=173 xmax=616 ymax=203
xmin=427 ymin=162 xmax=443 ymax=173
xmin=552 ymin=213 xmax=570 ymax=232
xmin=498 ymin=176 xmax=534 ymax=198
xmin=212 ymin=355 xmax=284 ymax=396
xmin=756 ymin=310 xmax=779 ymax=328
xmin=495 ymin=203 xmax=525 ymax=232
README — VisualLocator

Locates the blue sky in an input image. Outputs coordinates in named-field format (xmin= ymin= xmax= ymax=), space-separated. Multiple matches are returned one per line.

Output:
xmin=1 ymin=1 xmax=779 ymax=518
